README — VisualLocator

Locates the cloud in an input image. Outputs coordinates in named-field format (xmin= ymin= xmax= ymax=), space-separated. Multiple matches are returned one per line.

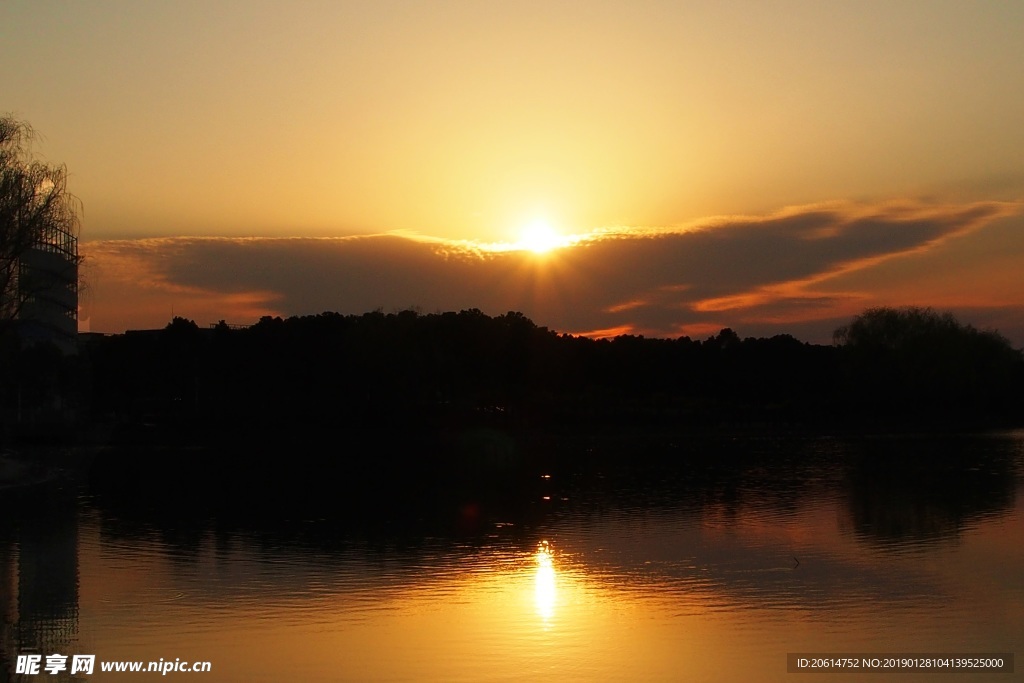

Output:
xmin=80 ymin=200 xmax=1024 ymax=343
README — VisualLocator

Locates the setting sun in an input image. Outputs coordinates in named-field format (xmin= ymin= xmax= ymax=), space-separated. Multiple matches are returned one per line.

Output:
xmin=517 ymin=218 xmax=563 ymax=254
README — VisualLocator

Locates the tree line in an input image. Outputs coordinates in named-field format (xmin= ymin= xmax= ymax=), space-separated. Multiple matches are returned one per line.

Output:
xmin=71 ymin=306 xmax=1022 ymax=439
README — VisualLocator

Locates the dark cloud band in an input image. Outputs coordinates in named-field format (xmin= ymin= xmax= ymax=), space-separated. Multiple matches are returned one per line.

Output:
xmin=81 ymin=200 xmax=1023 ymax=343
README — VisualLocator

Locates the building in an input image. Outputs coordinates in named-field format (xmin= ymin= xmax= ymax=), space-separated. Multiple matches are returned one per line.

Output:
xmin=14 ymin=224 xmax=79 ymax=354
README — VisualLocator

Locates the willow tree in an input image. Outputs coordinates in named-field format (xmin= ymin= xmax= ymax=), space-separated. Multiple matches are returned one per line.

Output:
xmin=0 ymin=115 xmax=82 ymax=330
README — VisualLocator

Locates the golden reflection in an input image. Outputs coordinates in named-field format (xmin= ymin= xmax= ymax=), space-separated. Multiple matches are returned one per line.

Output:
xmin=534 ymin=540 xmax=556 ymax=624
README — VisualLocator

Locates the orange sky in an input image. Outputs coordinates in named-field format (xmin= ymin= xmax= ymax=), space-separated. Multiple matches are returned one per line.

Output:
xmin=4 ymin=1 xmax=1023 ymax=342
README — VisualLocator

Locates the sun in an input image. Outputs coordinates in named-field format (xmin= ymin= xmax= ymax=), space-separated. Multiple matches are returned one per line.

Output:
xmin=517 ymin=218 xmax=563 ymax=254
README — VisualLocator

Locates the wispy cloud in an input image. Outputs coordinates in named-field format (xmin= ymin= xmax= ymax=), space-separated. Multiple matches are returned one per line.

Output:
xmin=81 ymin=200 xmax=1024 ymax=343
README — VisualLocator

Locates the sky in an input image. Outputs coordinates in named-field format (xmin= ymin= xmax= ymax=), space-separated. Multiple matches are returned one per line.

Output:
xmin=4 ymin=1 xmax=1024 ymax=343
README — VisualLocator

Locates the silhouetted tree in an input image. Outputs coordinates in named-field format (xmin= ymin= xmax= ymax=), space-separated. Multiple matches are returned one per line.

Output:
xmin=834 ymin=307 xmax=1023 ymax=422
xmin=84 ymin=306 xmax=1022 ymax=439
xmin=0 ymin=115 xmax=82 ymax=330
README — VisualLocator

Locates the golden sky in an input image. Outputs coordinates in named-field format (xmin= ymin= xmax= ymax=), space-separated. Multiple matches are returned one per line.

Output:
xmin=4 ymin=1 xmax=1023 ymax=341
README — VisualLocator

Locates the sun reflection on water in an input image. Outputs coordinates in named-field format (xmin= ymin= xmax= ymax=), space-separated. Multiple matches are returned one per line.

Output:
xmin=534 ymin=540 xmax=556 ymax=625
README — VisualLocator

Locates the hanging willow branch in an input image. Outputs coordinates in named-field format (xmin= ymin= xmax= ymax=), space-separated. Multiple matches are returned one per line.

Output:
xmin=0 ymin=115 xmax=82 ymax=325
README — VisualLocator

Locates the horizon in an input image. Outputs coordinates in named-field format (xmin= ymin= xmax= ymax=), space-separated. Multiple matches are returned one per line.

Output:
xmin=84 ymin=302 xmax=1023 ymax=353
xmin=5 ymin=1 xmax=1023 ymax=344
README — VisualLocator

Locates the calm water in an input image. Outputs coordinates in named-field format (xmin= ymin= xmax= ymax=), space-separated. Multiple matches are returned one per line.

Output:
xmin=3 ymin=432 xmax=1022 ymax=682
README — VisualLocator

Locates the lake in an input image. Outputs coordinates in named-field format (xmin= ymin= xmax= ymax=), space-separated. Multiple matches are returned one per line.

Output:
xmin=2 ymin=431 xmax=1021 ymax=681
